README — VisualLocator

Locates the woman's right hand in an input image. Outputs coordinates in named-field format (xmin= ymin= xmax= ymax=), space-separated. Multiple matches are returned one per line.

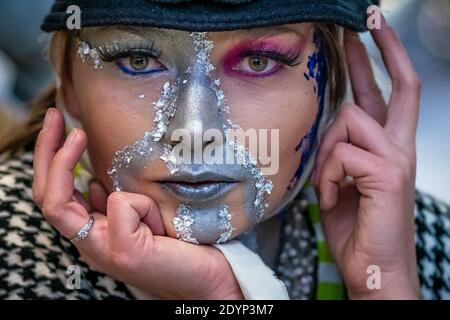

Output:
xmin=32 ymin=108 xmax=243 ymax=300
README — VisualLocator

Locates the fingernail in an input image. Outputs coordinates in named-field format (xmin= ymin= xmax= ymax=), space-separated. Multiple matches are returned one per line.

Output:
xmin=43 ymin=108 xmax=55 ymax=129
xmin=64 ymin=129 xmax=78 ymax=148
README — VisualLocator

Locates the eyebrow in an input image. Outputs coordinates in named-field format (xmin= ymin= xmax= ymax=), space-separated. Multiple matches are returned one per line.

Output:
xmin=80 ymin=26 xmax=175 ymax=41
xmin=116 ymin=26 xmax=175 ymax=40
xmin=80 ymin=24 xmax=309 ymax=45
xmin=115 ymin=25 xmax=305 ymax=38
xmin=212 ymin=25 xmax=309 ymax=42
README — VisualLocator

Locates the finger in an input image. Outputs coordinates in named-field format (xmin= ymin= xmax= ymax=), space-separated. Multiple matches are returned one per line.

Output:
xmin=44 ymin=128 xmax=88 ymax=209
xmin=43 ymin=203 xmax=107 ymax=256
xmin=344 ymin=31 xmax=387 ymax=125
xmin=107 ymin=192 xmax=165 ymax=252
xmin=313 ymin=104 xmax=393 ymax=186
xmin=71 ymin=212 xmax=108 ymax=258
xmin=37 ymin=125 xmax=107 ymax=258
xmin=89 ymin=180 xmax=108 ymax=213
xmin=318 ymin=142 xmax=381 ymax=210
xmin=32 ymin=108 xmax=65 ymax=206
xmin=73 ymin=189 xmax=91 ymax=212
xmin=371 ymin=14 xmax=421 ymax=145
xmin=42 ymin=128 xmax=91 ymax=238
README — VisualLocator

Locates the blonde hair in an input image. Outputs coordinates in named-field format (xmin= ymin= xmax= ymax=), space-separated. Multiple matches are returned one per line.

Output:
xmin=0 ymin=23 xmax=347 ymax=156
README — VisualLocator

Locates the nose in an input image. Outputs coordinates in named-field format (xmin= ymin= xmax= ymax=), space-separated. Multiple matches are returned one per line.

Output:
xmin=163 ymin=74 xmax=224 ymax=152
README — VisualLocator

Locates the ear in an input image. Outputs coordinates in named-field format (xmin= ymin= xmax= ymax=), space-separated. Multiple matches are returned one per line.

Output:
xmin=50 ymin=32 xmax=82 ymax=119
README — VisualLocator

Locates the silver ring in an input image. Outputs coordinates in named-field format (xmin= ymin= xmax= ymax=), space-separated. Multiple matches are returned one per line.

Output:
xmin=70 ymin=215 xmax=95 ymax=244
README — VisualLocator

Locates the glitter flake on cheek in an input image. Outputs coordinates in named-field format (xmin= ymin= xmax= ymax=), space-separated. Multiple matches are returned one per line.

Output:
xmin=227 ymin=137 xmax=273 ymax=221
xmin=106 ymin=78 xmax=181 ymax=191
xmin=160 ymin=144 xmax=178 ymax=175
xmin=150 ymin=81 xmax=180 ymax=142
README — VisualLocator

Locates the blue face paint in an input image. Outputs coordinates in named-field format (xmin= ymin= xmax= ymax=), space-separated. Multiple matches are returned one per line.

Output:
xmin=287 ymin=36 xmax=328 ymax=191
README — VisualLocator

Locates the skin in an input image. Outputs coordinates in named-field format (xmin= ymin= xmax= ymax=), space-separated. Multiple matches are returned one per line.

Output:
xmin=32 ymin=16 xmax=422 ymax=299
xmin=61 ymin=24 xmax=319 ymax=241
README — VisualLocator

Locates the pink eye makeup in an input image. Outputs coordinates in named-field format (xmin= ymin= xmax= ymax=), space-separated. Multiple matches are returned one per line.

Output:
xmin=221 ymin=38 xmax=305 ymax=77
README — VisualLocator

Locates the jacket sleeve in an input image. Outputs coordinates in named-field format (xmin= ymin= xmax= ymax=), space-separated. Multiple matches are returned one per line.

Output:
xmin=414 ymin=189 xmax=450 ymax=299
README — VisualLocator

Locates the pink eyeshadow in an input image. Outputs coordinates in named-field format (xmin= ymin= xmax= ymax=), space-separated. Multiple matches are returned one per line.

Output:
xmin=221 ymin=37 xmax=306 ymax=76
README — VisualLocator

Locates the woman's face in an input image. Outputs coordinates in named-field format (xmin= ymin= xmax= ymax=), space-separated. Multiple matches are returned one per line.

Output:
xmin=63 ymin=23 xmax=326 ymax=244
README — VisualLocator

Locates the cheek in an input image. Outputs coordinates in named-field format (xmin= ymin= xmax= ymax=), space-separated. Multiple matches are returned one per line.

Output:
xmin=220 ymin=75 xmax=318 ymax=211
xmin=70 ymin=60 xmax=168 ymax=185
xmin=266 ymin=93 xmax=318 ymax=211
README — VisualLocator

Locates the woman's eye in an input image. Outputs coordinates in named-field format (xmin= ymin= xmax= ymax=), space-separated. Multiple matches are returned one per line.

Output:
xmin=130 ymin=55 xmax=149 ymax=70
xmin=116 ymin=54 xmax=166 ymax=75
xmin=248 ymin=56 xmax=269 ymax=72
xmin=234 ymin=55 xmax=280 ymax=75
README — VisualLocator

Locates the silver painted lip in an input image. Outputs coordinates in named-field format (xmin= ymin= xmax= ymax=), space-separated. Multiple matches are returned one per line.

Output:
xmin=159 ymin=181 xmax=236 ymax=202
xmin=160 ymin=170 xmax=238 ymax=183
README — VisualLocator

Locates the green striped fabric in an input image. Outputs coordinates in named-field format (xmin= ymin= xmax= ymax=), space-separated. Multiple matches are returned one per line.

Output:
xmin=73 ymin=162 xmax=91 ymax=201
xmin=303 ymin=182 xmax=345 ymax=300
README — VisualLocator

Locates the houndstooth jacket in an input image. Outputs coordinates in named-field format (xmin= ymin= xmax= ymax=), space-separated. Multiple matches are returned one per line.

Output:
xmin=0 ymin=151 xmax=449 ymax=299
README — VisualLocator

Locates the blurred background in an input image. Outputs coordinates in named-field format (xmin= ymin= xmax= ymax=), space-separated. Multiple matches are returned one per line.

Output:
xmin=0 ymin=0 xmax=448 ymax=201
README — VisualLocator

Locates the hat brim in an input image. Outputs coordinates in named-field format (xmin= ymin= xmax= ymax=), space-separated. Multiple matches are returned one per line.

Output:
xmin=42 ymin=0 xmax=380 ymax=33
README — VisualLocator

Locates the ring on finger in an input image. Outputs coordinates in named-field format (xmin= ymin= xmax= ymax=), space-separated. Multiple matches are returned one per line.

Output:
xmin=70 ymin=215 xmax=95 ymax=244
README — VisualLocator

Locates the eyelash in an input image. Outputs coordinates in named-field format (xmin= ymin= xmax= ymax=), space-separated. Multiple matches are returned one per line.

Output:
xmin=95 ymin=42 xmax=302 ymax=78
xmin=98 ymin=44 xmax=167 ymax=77
xmin=225 ymin=42 xmax=303 ymax=77
xmin=240 ymin=50 xmax=302 ymax=67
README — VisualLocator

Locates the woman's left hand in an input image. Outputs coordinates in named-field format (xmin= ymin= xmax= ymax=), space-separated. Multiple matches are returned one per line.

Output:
xmin=311 ymin=16 xmax=422 ymax=299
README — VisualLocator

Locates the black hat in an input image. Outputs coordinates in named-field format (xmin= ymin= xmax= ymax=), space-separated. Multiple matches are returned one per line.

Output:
xmin=42 ymin=0 xmax=380 ymax=33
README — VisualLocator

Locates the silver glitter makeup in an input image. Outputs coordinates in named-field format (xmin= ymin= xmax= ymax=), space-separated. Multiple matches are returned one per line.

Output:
xmin=107 ymin=79 xmax=181 ymax=190
xmin=107 ymin=135 xmax=156 ymax=191
xmin=216 ymin=205 xmax=234 ymax=244
xmin=173 ymin=203 xmax=234 ymax=244
xmin=226 ymin=136 xmax=274 ymax=221
xmin=190 ymin=32 xmax=216 ymax=76
xmin=149 ymin=81 xmax=180 ymax=142
xmin=77 ymin=40 xmax=103 ymax=69
xmin=160 ymin=144 xmax=178 ymax=175
xmin=173 ymin=204 xmax=199 ymax=244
